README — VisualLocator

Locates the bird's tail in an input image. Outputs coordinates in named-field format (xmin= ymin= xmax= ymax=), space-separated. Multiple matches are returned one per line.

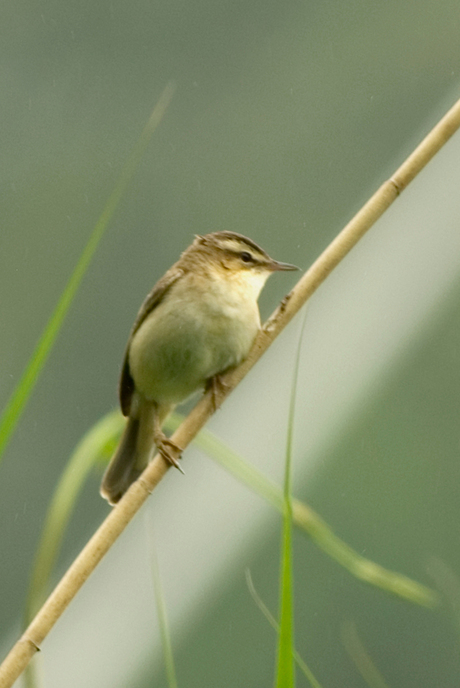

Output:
xmin=100 ymin=415 xmax=142 ymax=505
xmin=100 ymin=400 xmax=157 ymax=505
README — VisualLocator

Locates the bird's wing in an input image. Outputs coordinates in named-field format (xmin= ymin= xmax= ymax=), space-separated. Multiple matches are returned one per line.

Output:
xmin=119 ymin=267 xmax=184 ymax=415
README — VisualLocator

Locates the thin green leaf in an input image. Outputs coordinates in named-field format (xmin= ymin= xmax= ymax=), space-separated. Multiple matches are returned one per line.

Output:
xmin=275 ymin=308 xmax=308 ymax=688
xmin=276 ymin=511 xmax=295 ymax=688
xmin=246 ymin=570 xmax=324 ymax=688
xmin=0 ymin=82 xmax=175 ymax=465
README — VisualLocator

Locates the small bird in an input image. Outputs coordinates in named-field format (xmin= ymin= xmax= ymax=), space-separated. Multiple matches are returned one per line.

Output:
xmin=100 ymin=231 xmax=298 ymax=504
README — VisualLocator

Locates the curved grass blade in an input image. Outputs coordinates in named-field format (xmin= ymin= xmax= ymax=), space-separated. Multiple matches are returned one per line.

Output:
xmin=24 ymin=410 xmax=123 ymax=625
xmin=164 ymin=416 xmax=438 ymax=607
xmin=23 ymin=410 xmax=123 ymax=688
xmin=246 ymin=570 xmax=323 ymax=688
xmin=0 ymin=82 xmax=175 ymax=465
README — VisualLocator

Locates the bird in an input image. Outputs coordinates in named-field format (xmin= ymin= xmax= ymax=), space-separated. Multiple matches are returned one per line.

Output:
xmin=100 ymin=231 xmax=298 ymax=504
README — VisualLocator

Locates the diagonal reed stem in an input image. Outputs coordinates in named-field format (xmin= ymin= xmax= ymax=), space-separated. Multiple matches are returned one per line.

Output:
xmin=1 ymin=95 xmax=460 ymax=688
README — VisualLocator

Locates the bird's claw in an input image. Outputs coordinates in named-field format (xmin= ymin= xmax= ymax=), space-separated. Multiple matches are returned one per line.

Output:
xmin=156 ymin=437 xmax=185 ymax=474
xmin=207 ymin=374 xmax=229 ymax=410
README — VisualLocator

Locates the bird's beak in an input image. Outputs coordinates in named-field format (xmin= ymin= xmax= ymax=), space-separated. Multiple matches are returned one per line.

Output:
xmin=267 ymin=259 xmax=300 ymax=272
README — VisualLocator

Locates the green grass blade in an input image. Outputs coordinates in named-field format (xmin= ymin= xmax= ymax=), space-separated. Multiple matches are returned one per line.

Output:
xmin=0 ymin=82 xmax=175 ymax=464
xmin=246 ymin=571 xmax=324 ymax=688
xmin=275 ymin=309 xmax=308 ymax=688
xmin=275 ymin=509 xmax=295 ymax=688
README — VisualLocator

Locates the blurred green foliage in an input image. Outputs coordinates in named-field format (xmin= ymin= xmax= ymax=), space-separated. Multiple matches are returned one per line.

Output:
xmin=1 ymin=0 xmax=460 ymax=686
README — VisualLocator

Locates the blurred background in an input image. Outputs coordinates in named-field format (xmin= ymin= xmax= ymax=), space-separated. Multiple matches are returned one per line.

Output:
xmin=1 ymin=0 xmax=460 ymax=685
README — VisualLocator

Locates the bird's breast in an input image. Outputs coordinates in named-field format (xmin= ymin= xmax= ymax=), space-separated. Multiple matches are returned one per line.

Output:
xmin=128 ymin=274 xmax=260 ymax=404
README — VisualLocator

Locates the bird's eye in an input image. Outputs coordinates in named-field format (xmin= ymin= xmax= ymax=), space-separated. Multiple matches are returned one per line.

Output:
xmin=240 ymin=251 xmax=253 ymax=263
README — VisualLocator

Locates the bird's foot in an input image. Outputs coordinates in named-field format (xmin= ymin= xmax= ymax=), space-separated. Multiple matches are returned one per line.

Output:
xmin=207 ymin=374 xmax=229 ymax=410
xmin=155 ymin=434 xmax=185 ymax=474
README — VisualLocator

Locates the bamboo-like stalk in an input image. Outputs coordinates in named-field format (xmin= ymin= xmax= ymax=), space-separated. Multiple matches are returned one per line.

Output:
xmin=1 ymin=95 xmax=460 ymax=688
